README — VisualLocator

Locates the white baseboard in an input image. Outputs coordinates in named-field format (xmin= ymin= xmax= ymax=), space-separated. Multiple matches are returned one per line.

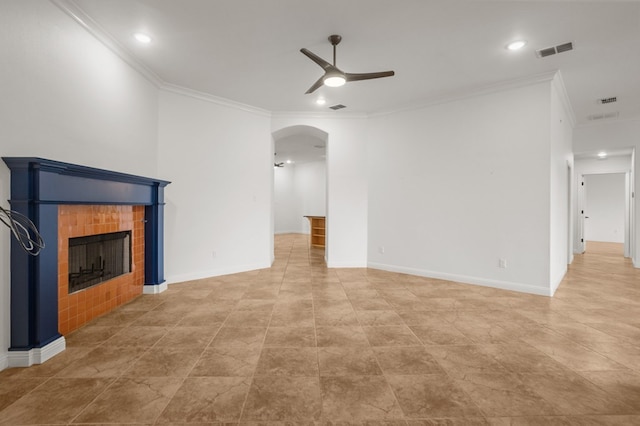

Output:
xmin=7 ymin=336 xmax=66 ymax=368
xmin=367 ymin=262 xmax=551 ymax=296
xmin=143 ymin=282 xmax=168 ymax=294
xmin=0 ymin=352 xmax=8 ymax=372
xmin=326 ymin=260 xmax=367 ymax=268
xmin=165 ymin=261 xmax=271 ymax=285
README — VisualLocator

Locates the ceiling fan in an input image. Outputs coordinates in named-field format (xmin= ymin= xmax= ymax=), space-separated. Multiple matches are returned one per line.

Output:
xmin=300 ymin=35 xmax=395 ymax=94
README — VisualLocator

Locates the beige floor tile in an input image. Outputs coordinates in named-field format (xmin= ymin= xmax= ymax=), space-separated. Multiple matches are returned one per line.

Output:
xmin=189 ymin=345 xmax=261 ymax=377
xmin=409 ymin=323 xmax=473 ymax=345
xmin=424 ymin=345 xmax=508 ymax=378
xmin=409 ymin=419 xmax=490 ymax=425
xmin=154 ymin=326 xmax=220 ymax=348
xmin=455 ymin=373 xmax=559 ymax=416
xmin=476 ymin=343 xmax=568 ymax=373
xmin=254 ymin=347 xmax=318 ymax=376
xmin=241 ymin=376 xmax=322 ymax=421
xmin=578 ymin=369 xmax=640 ymax=412
xmin=363 ymin=326 xmax=423 ymax=346
xmin=270 ymin=302 xmax=315 ymax=327
xmin=264 ymin=326 xmax=316 ymax=347
xmin=318 ymin=346 xmax=383 ymax=376
xmin=373 ymin=346 xmax=444 ymax=375
xmin=106 ymin=326 xmax=170 ymax=347
xmin=64 ymin=325 xmax=124 ymax=347
xmin=0 ymin=376 xmax=48 ymax=411
xmin=314 ymin=306 xmax=360 ymax=326
xmin=209 ymin=327 xmax=267 ymax=348
xmin=55 ymin=346 xmax=148 ymax=378
xmin=73 ymin=377 xmax=182 ymax=423
xmin=124 ymin=347 xmax=202 ymax=377
xmin=518 ymin=371 xmax=634 ymax=415
xmin=158 ymin=377 xmax=250 ymax=422
xmin=386 ymin=374 xmax=482 ymax=418
xmin=0 ymin=378 xmax=111 ymax=425
xmin=224 ymin=309 xmax=272 ymax=327
xmin=356 ymin=310 xmax=406 ymax=326
xmin=320 ymin=376 xmax=404 ymax=421
xmin=316 ymin=326 xmax=370 ymax=347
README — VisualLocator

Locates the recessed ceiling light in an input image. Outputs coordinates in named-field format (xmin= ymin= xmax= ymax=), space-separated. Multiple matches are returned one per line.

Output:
xmin=316 ymin=98 xmax=326 ymax=105
xmin=134 ymin=33 xmax=152 ymax=44
xmin=286 ymin=160 xmax=293 ymax=164
xmin=597 ymin=151 xmax=607 ymax=158
xmin=506 ymin=40 xmax=527 ymax=51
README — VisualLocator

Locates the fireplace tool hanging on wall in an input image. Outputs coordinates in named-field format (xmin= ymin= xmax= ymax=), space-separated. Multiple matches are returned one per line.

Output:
xmin=0 ymin=205 xmax=45 ymax=256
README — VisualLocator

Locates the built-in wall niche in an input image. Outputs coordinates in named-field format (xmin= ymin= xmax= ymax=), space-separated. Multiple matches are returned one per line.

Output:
xmin=68 ymin=230 xmax=132 ymax=294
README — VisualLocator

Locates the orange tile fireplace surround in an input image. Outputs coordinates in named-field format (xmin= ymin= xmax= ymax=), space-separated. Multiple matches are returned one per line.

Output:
xmin=57 ymin=205 xmax=145 ymax=335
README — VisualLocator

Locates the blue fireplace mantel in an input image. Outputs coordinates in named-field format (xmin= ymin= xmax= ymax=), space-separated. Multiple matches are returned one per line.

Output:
xmin=2 ymin=157 xmax=170 ymax=366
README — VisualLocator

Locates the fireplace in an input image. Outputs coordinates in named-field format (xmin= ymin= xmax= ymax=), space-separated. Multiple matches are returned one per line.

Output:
xmin=3 ymin=157 xmax=170 ymax=367
xmin=68 ymin=231 xmax=131 ymax=293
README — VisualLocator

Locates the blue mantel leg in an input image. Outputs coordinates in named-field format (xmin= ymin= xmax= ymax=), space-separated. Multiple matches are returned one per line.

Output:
xmin=144 ymin=183 xmax=167 ymax=292
xmin=9 ymin=201 xmax=62 ymax=352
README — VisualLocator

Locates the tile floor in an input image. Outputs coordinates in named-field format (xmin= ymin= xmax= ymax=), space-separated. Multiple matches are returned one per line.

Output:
xmin=1 ymin=235 xmax=640 ymax=425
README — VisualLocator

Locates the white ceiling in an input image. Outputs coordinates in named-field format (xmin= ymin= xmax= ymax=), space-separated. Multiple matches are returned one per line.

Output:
xmin=60 ymin=0 xmax=640 ymax=125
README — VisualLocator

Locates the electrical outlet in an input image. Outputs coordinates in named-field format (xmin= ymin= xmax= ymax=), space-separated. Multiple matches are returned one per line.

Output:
xmin=378 ymin=246 xmax=385 ymax=254
xmin=212 ymin=251 xmax=217 ymax=258
xmin=498 ymin=258 xmax=507 ymax=269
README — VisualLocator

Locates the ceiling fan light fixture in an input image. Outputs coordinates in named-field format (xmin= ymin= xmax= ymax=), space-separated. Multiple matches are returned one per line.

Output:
xmin=133 ymin=32 xmax=152 ymax=44
xmin=324 ymin=74 xmax=346 ymax=87
xmin=506 ymin=40 xmax=527 ymax=51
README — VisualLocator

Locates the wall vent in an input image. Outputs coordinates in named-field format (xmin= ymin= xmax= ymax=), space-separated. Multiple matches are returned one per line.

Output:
xmin=329 ymin=104 xmax=346 ymax=110
xmin=597 ymin=96 xmax=617 ymax=104
xmin=536 ymin=41 xmax=573 ymax=58
xmin=587 ymin=111 xmax=619 ymax=121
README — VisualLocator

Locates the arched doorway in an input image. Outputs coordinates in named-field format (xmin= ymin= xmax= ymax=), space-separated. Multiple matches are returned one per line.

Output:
xmin=272 ymin=125 xmax=329 ymax=262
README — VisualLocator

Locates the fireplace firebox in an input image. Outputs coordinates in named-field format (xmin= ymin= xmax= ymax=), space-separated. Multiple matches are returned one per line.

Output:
xmin=68 ymin=231 xmax=132 ymax=293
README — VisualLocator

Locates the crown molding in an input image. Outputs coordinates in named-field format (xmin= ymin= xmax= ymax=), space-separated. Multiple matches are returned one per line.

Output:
xmin=369 ymin=71 xmax=560 ymax=119
xmin=50 ymin=0 xmax=164 ymax=88
xmin=160 ymin=83 xmax=271 ymax=117
xmin=271 ymin=111 xmax=369 ymax=120
xmin=551 ymin=70 xmax=577 ymax=128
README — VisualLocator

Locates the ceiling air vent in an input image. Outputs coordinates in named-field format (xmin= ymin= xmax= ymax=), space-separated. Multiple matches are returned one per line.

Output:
xmin=536 ymin=42 xmax=573 ymax=58
xmin=587 ymin=111 xmax=619 ymax=121
xmin=329 ymin=104 xmax=346 ymax=110
xmin=598 ymin=96 xmax=617 ymax=105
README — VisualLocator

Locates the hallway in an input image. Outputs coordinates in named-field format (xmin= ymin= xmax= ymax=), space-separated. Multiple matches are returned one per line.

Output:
xmin=0 ymin=235 xmax=639 ymax=424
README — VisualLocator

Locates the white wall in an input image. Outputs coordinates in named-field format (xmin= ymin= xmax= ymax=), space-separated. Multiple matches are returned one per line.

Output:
xmin=295 ymin=161 xmax=327 ymax=233
xmin=584 ymin=174 xmax=626 ymax=243
xmin=271 ymin=116 xmax=368 ymax=267
xmin=158 ymin=90 xmax=272 ymax=283
xmin=367 ymin=80 xmax=555 ymax=295
xmin=0 ymin=0 xmax=159 ymax=370
xmin=274 ymin=166 xmax=300 ymax=233
xmin=548 ymin=76 xmax=574 ymax=293
xmin=574 ymin=120 xmax=639 ymax=266
xmin=274 ymin=161 xmax=326 ymax=235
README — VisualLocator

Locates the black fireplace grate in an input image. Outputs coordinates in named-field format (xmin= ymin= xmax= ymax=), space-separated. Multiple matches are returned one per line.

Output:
xmin=68 ymin=231 xmax=131 ymax=293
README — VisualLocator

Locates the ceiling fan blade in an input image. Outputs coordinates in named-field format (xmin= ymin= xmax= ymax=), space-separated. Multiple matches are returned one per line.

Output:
xmin=305 ymin=75 xmax=326 ymax=94
xmin=300 ymin=48 xmax=332 ymax=71
xmin=345 ymin=71 xmax=395 ymax=82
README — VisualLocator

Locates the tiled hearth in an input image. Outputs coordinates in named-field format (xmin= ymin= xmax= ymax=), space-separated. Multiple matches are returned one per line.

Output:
xmin=58 ymin=205 xmax=145 ymax=334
